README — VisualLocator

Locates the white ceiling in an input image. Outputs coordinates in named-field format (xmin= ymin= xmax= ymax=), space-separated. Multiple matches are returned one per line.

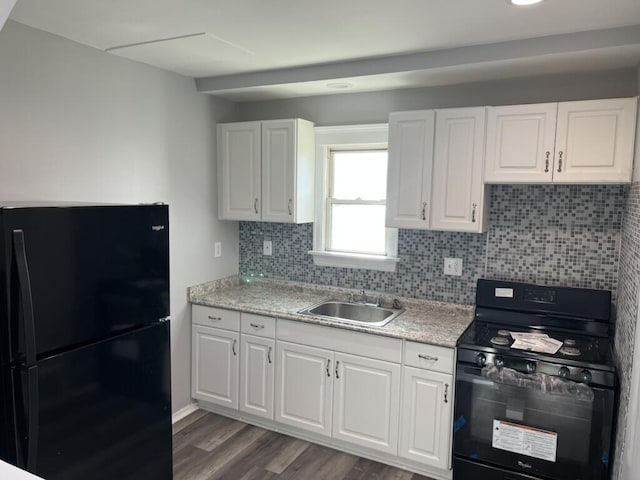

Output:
xmin=8 ymin=0 xmax=640 ymax=101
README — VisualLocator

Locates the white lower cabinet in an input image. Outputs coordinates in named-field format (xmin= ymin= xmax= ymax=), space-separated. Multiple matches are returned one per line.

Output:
xmin=192 ymin=324 xmax=239 ymax=409
xmin=193 ymin=310 xmax=455 ymax=479
xmin=399 ymin=366 xmax=453 ymax=470
xmin=275 ymin=341 xmax=333 ymax=436
xmin=332 ymin=353 xmax=400 ymax=454
xmin=240 ymin=334 xmax=275 ymax=419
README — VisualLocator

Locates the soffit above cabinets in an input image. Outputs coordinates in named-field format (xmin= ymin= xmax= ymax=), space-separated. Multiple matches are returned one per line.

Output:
xmin=8 ymin=0 xmax=640 ymax=101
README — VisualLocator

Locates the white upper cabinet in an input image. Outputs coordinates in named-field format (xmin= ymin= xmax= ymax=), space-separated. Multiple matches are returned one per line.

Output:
xmin=485 ymin=97 xmax=637 ymax=184
xmin=431 ymin=107 xmax=487 ymax=233
xmin=484 ymin=103 xmax=557 ymax=183
xmin=555 ymin=98 xmax=637 ymax=183
xmin=386 ymin=111 xmax=435 ymax=229
xmin=386 ymin=107 xmax=487 ymax=233
xmin=218 ymin=122 xmax=262 ymax=221
xmin=217 ymin=118 xmax=315 ymax=222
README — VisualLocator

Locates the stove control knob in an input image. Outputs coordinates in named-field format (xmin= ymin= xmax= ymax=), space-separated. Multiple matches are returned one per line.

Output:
xmin=558 ymin=367 xmax=570 ymax=378
xmin=494 ymin=356 xmax=505 ymax=369
xmin=526 ymin=361 xmax=536 ymax=373
xmin=580 ymin=370 xmax=592 ymax=384
xmin=475 ymin=353 xmax=486 ymax=367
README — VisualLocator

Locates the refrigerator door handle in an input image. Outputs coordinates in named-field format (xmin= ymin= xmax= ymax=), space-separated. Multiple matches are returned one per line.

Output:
xmin=12 ymin=230 xmax=37 ymax=365
xmin=24 ymin=365 xmax=39 ymax=473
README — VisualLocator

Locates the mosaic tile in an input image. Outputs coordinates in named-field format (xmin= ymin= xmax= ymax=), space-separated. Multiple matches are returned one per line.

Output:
xmin=612 ymin=182 xmax=638 ymax=480
xmin=240 ymin=184 xmax=625 ymax=306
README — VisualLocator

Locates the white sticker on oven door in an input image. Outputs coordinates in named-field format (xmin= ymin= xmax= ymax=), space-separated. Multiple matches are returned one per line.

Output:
xmin=495 ymin=288 xmax=514 ymax=298
xmin=492 ymin=420 xmax=557 ymax=462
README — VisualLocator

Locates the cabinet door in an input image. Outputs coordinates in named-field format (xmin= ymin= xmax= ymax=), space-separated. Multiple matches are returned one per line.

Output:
xmin=555 ymin=98 xmax=637 ymax=183
xmin=484 ymin=103 xmax=557 ymax=183
xmin=399 ymin=367 xmax=452 ymax=470
xmin=240 ymin=334 xmax=275 ymax=419
xmin=217 ymin=122 xmax=262 ymax=220
xmin=192 ymin=325 xmax=239 ymax=409
xmin=386 ymin=111 xmax=435 ymax=229
xmin=431 ymin=107 xmax=486 ymax=232
xmin=275 ymin=341 xmax=333 ymax=437
xmin=332 ymin=353 xmax=400 ymax=455
xmin=262 ymin=120 xmax=297 ymax=222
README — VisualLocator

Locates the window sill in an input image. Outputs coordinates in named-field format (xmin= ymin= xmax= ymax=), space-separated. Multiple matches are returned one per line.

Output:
xmin=309 ymin=250 xmax=399 ymax=272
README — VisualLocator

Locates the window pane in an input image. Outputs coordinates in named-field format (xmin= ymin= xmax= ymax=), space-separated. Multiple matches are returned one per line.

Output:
xmin=330 ymin=204 xmax=386 ymax=255
xmin=332 ymin=150 xmax=387 ymax=200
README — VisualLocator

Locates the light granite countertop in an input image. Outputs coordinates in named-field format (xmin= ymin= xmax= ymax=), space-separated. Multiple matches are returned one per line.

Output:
xmin=188 ymin=277 xmax=474 ymax=348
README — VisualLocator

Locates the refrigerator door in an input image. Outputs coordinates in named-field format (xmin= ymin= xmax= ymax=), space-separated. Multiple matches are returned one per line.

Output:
xmin=13 ymin=321 xmax=172 ymax=480
xmin=1 ymin=205 xmax=169 ymax=361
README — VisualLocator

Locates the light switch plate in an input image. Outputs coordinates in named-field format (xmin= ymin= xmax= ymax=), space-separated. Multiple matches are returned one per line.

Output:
xmin=214 ymin=242 xmax=222 ymax=257
xmin=444 ymin=257 xmax=463 ymax=276
xmin=263 ymin=240 xmax=273 ymax=256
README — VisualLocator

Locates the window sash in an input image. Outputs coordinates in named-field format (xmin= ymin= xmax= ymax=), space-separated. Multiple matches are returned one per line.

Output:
xmin=326 ymin=149 xmax=388 ymax=255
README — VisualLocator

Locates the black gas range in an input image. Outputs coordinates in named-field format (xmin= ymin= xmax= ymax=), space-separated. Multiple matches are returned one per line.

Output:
xmin=453 ymin=279 xmax=617 ymax=480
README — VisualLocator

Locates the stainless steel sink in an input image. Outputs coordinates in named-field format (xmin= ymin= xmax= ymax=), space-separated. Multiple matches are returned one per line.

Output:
xmin=298 ymin=300 xmax=404 ymax=327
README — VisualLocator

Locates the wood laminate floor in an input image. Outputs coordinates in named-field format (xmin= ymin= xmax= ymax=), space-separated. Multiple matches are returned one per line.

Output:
xmin=173 ymin=410 xmax=436 ymax=480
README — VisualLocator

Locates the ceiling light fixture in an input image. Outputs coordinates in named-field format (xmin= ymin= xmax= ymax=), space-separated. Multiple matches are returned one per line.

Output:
xmin=326 ymin=82 xmax=353 ymax=89
xmin=509 ymin=0 xmax=544 ymax=5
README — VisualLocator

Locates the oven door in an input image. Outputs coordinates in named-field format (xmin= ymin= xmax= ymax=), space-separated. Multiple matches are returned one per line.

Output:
xmin=453 ymin=363 xmax=614 ymax=480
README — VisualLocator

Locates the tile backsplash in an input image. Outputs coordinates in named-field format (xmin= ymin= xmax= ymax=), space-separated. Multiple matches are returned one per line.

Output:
xmin=611 ymin=182 xmax=640 ymax=480
xmin=240 ymin=184 xmax=627 ymax=305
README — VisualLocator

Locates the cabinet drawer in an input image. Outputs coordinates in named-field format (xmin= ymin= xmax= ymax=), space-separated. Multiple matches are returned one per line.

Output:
xmin=241 ymin=313 xmax=276 ymax=338
xmin=192 ymin=305 xmax=240 ymax=331
xmin=278 ymin=319 xmax=402 ymax=364
xmin=404 ymin=341 xmax=454 ymax=374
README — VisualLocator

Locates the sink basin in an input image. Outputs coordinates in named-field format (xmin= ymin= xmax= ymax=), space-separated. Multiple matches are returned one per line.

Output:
xmin=298 ymin=300 xmax=404 ymax=327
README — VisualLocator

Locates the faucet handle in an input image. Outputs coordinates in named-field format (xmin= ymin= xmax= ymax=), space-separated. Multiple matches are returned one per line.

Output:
xmin=349 ymin=292 xmax=355 ymax=303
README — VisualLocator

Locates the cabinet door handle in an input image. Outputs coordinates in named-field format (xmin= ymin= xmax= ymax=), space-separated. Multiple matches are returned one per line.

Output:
xmin=326 ymin=359 xmax=331 ymax=377
xmin=421 ymin=202 xmax=427 ymax=221
xmin=250 ymin=323 xmax=264 ymax=330
xmin=335 ymin=360 xmax=340 ymax=379
xmin=557 ymin=151 xmax=563 ymax=173
xmin=254 ymin=198 xmax=259 ymax=214
xmin=207 ymin=315 xmax=221 ymax=322
xmin=232 ymin=339 xmax=237 ymax=356
xmin=544 ymin=151 xmax=550 ymax=173
xmin=444 ymin=383 xmax=449 ymax=403
xmin=471 ymin=203 xmax=477 ymax=223
xmin=418 ymin=354 xmax=439 ymax=362
xmin=267 ymin=346 xmax=272 ymax=364
xmin=287 ymin=199 xmax=293 ymax=215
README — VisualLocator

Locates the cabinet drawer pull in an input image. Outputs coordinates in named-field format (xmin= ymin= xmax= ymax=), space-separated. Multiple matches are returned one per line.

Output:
xmin=421 ymin=202 xmax=427 ymax=221
xmin=557 ymin=151 xmax=563 ymax=173
xmin=444 ymin=383 xmax=449 ymax=403
xmin=418 ymin=354 xmax=439 ymax=362
xmin=250 ymin=323 xmax=264 ymax=329
xmin=232 ymin=339 xmax=237 ymax=356
xmin=326 ymin=359 xmax=331 ymax=377
xmin=544 ymin=151 xmax=550 ymax=173
xmin=335 ymin=360 xmax=340 ymax=379
xmin=471 ymin=203 xmax=477 ymax=223
xmin=288 ymin=199 xmax=293 ymax=215
xmin=267 ymin=346 xmax=272 ymax=364
xmin=207 ymin=315 xmax=222 ymax=322
xmin=254 ymin=198 xmax=259 ymax=214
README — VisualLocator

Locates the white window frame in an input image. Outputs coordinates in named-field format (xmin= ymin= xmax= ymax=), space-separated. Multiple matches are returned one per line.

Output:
xmin=309 ymin=124 xmax=399 ymax=272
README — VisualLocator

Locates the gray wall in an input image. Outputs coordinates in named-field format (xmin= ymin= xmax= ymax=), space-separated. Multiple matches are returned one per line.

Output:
xmin=238 ymin=69 xmax=637 ymax=125
xmin=0 ymin=20 xmax=241 ymax=414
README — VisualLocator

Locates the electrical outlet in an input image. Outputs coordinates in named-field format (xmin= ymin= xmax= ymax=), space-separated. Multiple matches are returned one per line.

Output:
xmin=444 ymin=257 xmax=463 ymax=276
xmin=214 ymin=242 xmax=222 ymax=258
xmin=263 ymin=240 xmax=273 ymax=256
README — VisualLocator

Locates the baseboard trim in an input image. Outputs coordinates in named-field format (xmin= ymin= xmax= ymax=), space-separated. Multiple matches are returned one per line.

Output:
xmin=172 ymin=403 xmax=199 ymax=424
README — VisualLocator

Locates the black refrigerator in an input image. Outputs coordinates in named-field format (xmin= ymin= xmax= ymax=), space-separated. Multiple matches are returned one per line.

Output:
xmin=0 ymin=203 xmax=173 ymax=479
